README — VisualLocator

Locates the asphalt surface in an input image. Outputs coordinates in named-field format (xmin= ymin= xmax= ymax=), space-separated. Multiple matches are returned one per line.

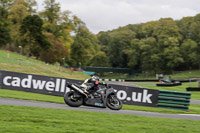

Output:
xmin=107 ymin=81 xmax=141 ymax=87
xmin=1 ymin=97 xmax=200 ymax=121
xmin=190 ymin=99 xmax=200 ymax=104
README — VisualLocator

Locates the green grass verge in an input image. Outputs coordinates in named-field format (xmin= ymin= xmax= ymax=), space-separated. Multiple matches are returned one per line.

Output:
xmin=100 ymin=69 xmax=200 ymax=80
xmin=0 ymin=50 xmax=89 ymax=80
xmin=1 ymin=89 xmax=200 ymax=114
xmin=0 ymin=105 xmax=200 ymax=133
xmin=171 ymin=70 xmax=200 ymax=79
xmin=133 ymin=82 xmax=200 ymax=100
xmin=0 ymin=89 xmax=64 ymax=104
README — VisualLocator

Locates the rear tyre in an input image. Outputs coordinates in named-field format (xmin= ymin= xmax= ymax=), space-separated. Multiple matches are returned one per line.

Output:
xmin=106 ymin=94 xmax=122 ymax=110
xmin=64 ymin=91 xmax=83 ymax=107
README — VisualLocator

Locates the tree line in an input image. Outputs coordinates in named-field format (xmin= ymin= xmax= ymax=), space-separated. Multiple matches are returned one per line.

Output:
xmin=1 ymin=0 xmax=200 ymax=75
xmin=97 ymin=16 xmax=200 ymax=74
xmin=0 ymin=0 xmax=104 ymax=67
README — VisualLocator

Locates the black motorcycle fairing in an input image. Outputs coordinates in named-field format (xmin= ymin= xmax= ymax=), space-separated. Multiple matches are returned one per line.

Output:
xmin=83 ymin=87 xmax=106 ymax=108
xmin=84 ymin=98 xmax=106 ymax=108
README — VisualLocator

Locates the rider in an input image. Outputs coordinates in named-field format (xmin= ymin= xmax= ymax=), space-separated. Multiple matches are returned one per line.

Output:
xmin=81 ymin=75 xmax=100 ymax=93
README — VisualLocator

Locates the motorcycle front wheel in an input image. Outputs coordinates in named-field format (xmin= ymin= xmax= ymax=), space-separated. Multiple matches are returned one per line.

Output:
xmin=64 ymin=91 xmax=83 ymax=107
xmin=106 ymin=94 xmax=122 ymax=110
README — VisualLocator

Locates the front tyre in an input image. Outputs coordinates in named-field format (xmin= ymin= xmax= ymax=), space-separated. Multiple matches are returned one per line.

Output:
xmin=64 ymin=91 xmax=83 ymax=107
xmin=106 ymin=94 xmax=122 ymax=110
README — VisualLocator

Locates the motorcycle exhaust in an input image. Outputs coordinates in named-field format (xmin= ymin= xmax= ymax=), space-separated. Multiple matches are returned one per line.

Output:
xmin=71 ymin=84 xmax=88 ymax=98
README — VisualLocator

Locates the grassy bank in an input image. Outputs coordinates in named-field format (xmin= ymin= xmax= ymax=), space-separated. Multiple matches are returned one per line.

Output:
xmin=0 ymin=50 xmax=89 ymax=80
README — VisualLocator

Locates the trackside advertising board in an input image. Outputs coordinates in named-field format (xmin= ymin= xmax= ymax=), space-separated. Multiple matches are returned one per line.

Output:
xmin=110 ymin=84 xmax=159 ymax=107
xmin=0 ymin=70 xmax=82 ymax=96
xmin=0 ymin=70 xmax=159 ymax=107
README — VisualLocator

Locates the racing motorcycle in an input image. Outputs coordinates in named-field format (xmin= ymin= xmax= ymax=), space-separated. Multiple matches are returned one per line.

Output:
xmin=64 ymin=81 xmax=122 ymax=110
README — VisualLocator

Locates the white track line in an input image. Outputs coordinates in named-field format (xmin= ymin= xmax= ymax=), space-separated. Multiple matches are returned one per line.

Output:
xmin=179 ymin=114 xmax=200 ymax=117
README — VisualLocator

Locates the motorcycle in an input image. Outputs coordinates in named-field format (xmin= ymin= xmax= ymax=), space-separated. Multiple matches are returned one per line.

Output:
xmin=64 ymin=81 xmax=122 ymax=110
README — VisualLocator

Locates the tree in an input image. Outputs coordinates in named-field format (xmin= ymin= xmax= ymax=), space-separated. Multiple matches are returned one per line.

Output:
xmin=190 ymin=14 xmax=200 ymax=42
xmin=108 ymin=30 xmax=136 ymax=67
xmin=72 ymin=15 xmax=85 ymax=33
xmin=0 ymin=0 xmax=13 ymax=8
xmin=8 ymin=0 xmax=37 ymax=47
xmin=176 ymin=16 xmax=193 ymax=40
xmin=40 ymin=33 xmax=69 ymax=64
xmin=40 ymin=0 xmax=74 ymax=63
xmin=153 ymin=18 xmax=182 ymax=44
xmin=139 ymin=37 xmax=162 ymax=74
xmin=140 ymin=21 xmax=159 ymax=39
xmin=190 ymin=14 xmax=200 ymax=59
xmin=40 ymin=0 xmax=60 ymax=37
xmin=70 ymin=26 xmax=99 ymax=67
xmin=24 ymin=0 xmax=37 ymax=13
xmin=163 ymin=37 xmax=183 ymax=72
xmin=150 ymin=18 xmax=183 ymax=72
xmin=126 ymin=39 xmax=140 ymax=70
xmin=57 ymin=11 xmax=74 ymax=60
xmin=89 ymin=51 xmax=110 ymax=67
xmin=97 ymin=32 xmax=111 ymax=54
xmin=180 ymin=39 xmax=199 ymax=69
xmin=20 ymin=15 xmax=50 ymax=59
xmin=0 ymin=5 xmax=11 ymax=47
xmin=59 ymin=11 xmax=73 ymax=42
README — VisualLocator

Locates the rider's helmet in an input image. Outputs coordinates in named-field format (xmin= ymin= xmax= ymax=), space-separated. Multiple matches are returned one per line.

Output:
xmin=91 ymin=75 xmax=99 ymax=82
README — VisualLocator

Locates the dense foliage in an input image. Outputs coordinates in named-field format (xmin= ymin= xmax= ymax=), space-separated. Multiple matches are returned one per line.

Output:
xmin=0 ymin=0 xmax=102 ymax=66
xmin=97 ymin=17 xmax=200 ymax=74
xmin=20 ymin=15 xmax=50 ymax=59
xmin=0 ymin=0 xmax=200 ymax=74
xmin=0 ymin=2 xmax=11 ymax=47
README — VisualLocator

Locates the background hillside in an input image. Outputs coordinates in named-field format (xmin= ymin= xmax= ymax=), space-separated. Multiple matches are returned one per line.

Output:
xmin=0 ymin=50 xmax=89 ymax=80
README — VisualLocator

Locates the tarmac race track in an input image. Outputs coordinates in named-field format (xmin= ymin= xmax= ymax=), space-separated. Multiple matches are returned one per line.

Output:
xmin=1 ymin=97 xmax=200 ymax=121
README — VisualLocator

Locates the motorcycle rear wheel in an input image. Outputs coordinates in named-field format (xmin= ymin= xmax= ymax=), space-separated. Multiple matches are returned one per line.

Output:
xmin=106 ymin=94 xmax=122 ymax=110
xmin=64 ymin=91 xmax=83 ymax=107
